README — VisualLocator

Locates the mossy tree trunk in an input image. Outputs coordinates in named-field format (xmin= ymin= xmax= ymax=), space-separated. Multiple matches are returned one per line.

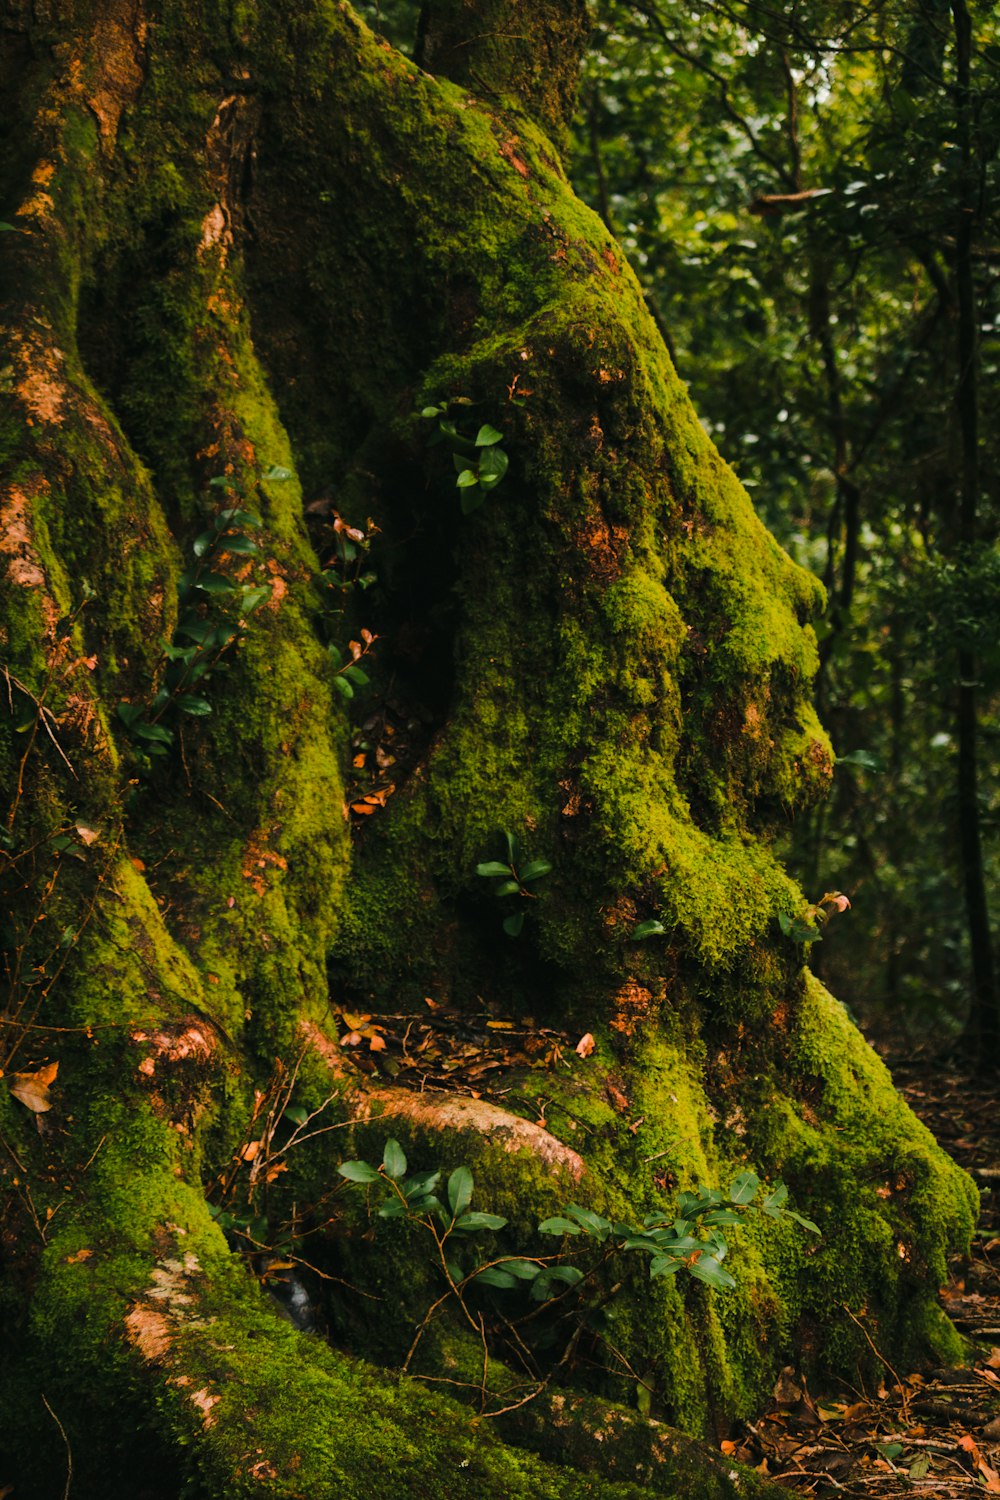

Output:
xmin=0 ymin=1 xmax=977 ymax=1496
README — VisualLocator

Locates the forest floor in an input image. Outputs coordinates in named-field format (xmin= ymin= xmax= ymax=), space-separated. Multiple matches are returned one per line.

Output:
xmin=722 ymin=1055 xmax=1000 ymax=1497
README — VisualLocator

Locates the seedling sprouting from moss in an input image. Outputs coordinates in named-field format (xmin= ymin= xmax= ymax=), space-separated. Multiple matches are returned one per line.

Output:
xmin=420 ymin=397 xmax=509 ymax=514
xmin=631 ymin=918 xmax=666 ymax=940
xmin=476 ymin=829 xmax=552 ymax=936
xmin=539 ymin=1173 xmax=819 ymax=1291
xmin=314 ymin=510 xmax=380 ymax=703
xmin=117 ymin=468 xmax=286 ymax=760
xmin=778 ymin=890 xmax=851 ymax=948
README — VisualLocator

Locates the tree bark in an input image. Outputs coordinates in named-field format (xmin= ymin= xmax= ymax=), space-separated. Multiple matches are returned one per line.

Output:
xmin=951 ymin=0 xmax=999 ymax=1068
xmin=0 ymin=1 xmax=977 ymax=1495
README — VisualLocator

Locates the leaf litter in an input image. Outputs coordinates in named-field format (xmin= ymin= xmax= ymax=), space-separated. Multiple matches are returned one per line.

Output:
xmin=723 ymin=1057 xmax=1000 ymax=1497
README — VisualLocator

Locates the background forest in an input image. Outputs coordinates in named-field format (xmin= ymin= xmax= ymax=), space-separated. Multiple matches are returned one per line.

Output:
xmin=364 ymin=0 xmax=1000 ymax=1059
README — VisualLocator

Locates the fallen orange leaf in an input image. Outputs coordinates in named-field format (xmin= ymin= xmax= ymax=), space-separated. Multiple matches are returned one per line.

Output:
xmin=575 ymin=1033 xmax=595 ymax=1058
xmin=8 ymin=1060 xmax=58 ymax=1112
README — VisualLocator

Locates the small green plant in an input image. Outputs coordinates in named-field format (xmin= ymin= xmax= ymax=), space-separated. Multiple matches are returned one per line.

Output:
xmin=630 ymin=918 xmax=666 ymax=940
xmin=540 ymin=1172 xmax=818 ymax=1291
xmin=778 ymin=890 xmax=851 ymax=948
xmin=310 ymin=510 xmax=379 ymax=705
xmin=117 ymin=472 xmax=283 ymax=758
xmin=338 ymin=1137 xmax=820 ymax=1408
xmin=420 ymin=397 xmax=509 ymax=514
xmin=207 ymin=1050 xmax=348 ymax=1282
xmin=475 ymin=829 xmax=552 ymax=937
xmin=329 ymin=628 xmax=378 ymax=702
xmin=338 ymin=1139 xmax=574 ymax=1370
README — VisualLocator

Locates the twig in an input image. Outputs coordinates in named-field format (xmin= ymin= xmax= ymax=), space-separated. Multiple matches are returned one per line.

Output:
xmin=41 ymin=1392 xmax=72 ymax=1500
xmin=839 ymin=1304 xmax=911 ymax=1422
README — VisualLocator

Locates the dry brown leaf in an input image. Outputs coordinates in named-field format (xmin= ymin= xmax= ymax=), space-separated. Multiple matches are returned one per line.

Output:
xmin=65 ymin=1247 xmax=92 ymax=1264
xmin=75 ymin=822 xmax=100 ymax=845
xmin=575 ymin=1032 xmax=595 ymax=1058
xmin=240 ymin=1140 xmax=261 ymax=1162
xmin=351 ymin=802 xmax=377 ymax=816
xmin=8 ymin=1060 xmax=58 ymax=1112
xmin=369 ymin=1034 xmax=386 ymax=1052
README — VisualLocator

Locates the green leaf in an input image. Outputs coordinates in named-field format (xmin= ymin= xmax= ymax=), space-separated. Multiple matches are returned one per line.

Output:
xmin=209 ymin=475 xmax=235 ymax=490
xmin=701 ymin=1207 xmax=744 ymax=1226
xmin=196 ymin=572 xmax=239 ymax=596
xmin=162 ymin=639 xmax=194 ymax=663
xmin=784 ymin=1209 xmax=821 ymax=1234
xmin=408 ymin=1195 xmax=443 ymax=1216
xmin=879 ymin=1442 xmax=903 ymax=1461
xmin=117 ymin=701 xmax=144 ymax=728
xmin=460 ymin=488 xmax=485 ymax=516
xmin=649 ymin=1255 xmax=685 ymax=1278
xmin=239 ymin=586 xmax=272 ymax=613
xmin=762 ymin=1183 xmax=788 ymax=1215
xmin=177 ymin=695 xmax=212 ymax=717
xmin=538 ymin=1216 xmax=584 ymax=1236
xmin=421 ymin=405 xmax=442 ymax=419
xmin=133 ymin=722 xmax=174 ymax=746
xmin=337 ymin=1160 xmax=380 ymax=1183
xmin=472 ymin=1267 xmax=518 ymax=1290
xmin=456 ymin=469 xmax=479 ymax=488
xmin=530 ymin=1266 xmax=587 ymax=1302
xmin=835 ymin=749 xmax=883 ymax=773
xmin=503 ymin=911 xmax=524 ymax=937
xmin=220 ymin=534 xmax=260 ymax=555
xmin=564 ymin=1204 xmax=611 ymax=1240
xmin=283 ymin=1105 xmax=308 ymax=1127
xmin=504 ymin=830 xmax=519 ymax=863
xmin=729 ymin=1170 xmax=760 ymax=1206
xmin=192 ymin=531 xmax=215 ymax=558
xmin=333 ymin=676 xmax=354 ymax=700
xmin=519 ymin=859 xmax=552 ymax=883
xmin=403 ymin=1170 xmax=441 ymax=1199
xmin=377 ymin=1197 xmax=407 ymax=1218
xmin=448 ymin=1165 xmax=474 ymax=1218
xmin=908 ymin=1453 xmax=930 ymax=1479
xmin=476 ymin=861 xmax=511 ymax=877
xmin=687 ymin=1253 xmax=737 ymax=1289
xmin=175 ymin=617 xmax=215 ymax=645
xmin=343 ymin=665 xmax=370 ymax=687
xmin=263 ymin=464 xmax=293 ymax=481
xmin=478 ymin=447 xmax=508 ymax=484
xmin=382 ymin=1138 xmax=407 ymax=1180
xmin=494 ymin=880 xmax=520 ymax=897
xmin=217 ymin=508 xmax=262 ymax=529
xmin=631 ymin=918 xmax=666 ymax=940
xmin=454 ymin=1211 xmax=507 ymax=1232
xmin=494 ymin=1259 xmax=541 ymax=1280
xmin=475 ymin=423 xmax=503 ymax=447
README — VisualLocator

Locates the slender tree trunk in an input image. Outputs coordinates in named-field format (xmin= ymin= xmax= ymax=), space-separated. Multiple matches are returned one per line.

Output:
xmin=0 ymin=1 xmax=977 ymax=1494
xmin=951 ymin=0 xmax=998 ymax=1067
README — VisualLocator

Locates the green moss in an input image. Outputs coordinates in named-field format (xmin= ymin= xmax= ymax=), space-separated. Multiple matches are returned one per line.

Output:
xmin=0 ymin=1 xmax=978 ymax=1492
